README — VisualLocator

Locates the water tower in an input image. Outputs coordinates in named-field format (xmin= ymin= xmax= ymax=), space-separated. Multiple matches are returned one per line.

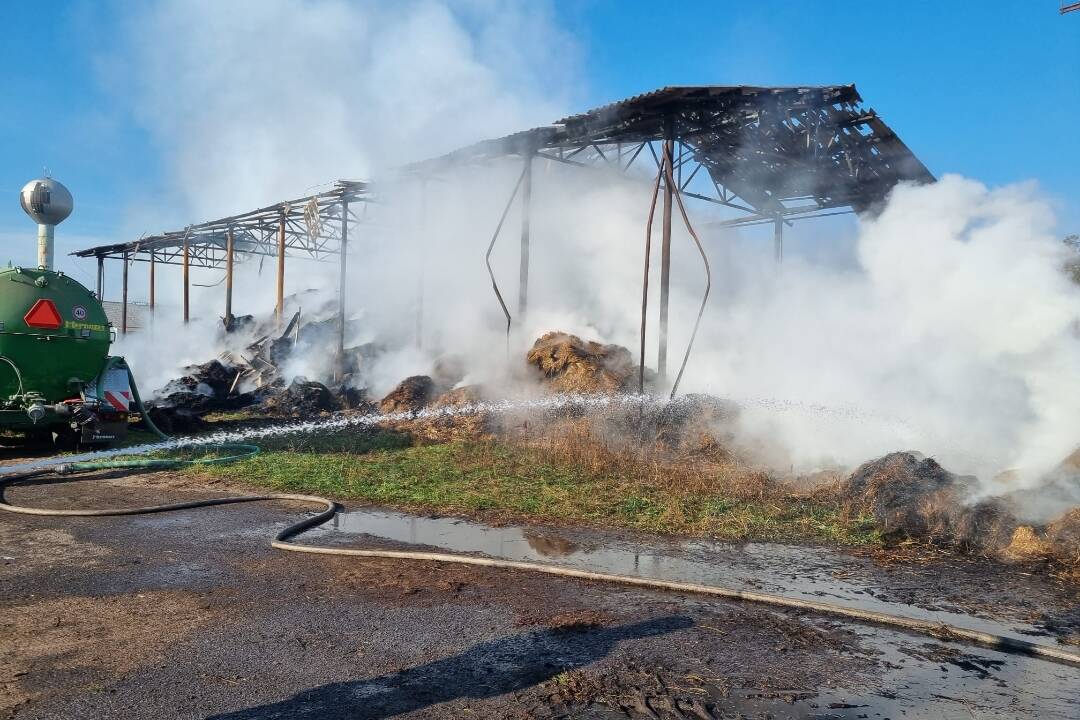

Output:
xmin=19 ymin=177 xmax=73 ymax=270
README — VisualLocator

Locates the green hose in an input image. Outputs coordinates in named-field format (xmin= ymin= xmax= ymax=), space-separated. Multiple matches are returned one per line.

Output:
xmin=53 ymin=443 xmax=261 ymax=475
xmin=95 ymin=356 xmax=170 ymax=442
xmin=125 ymin=361 xmax=173 ymax=442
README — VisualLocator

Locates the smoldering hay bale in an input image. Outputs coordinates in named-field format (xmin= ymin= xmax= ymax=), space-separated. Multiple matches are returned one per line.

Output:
xmin=415 ymin=384 xmax=491 ymax=441
xmin=949 ymin=497 xmax=1019 ymax=552
xmin=1000 ymin=508 xmax=1080 ymax=572
xmin=1002 ymin=526 xmax=1055 ymax=561
xmin=1046 ymin=508 xmax=1080 ymax=558
xmin=653 ymin=394 xmax=741 ymax=454
xmin=842 ymin=452 xmax=1019 ymax=549
xmin=374 ymin=381 xmax=489 ymax=442
xmin=261 ymin=377 xmax=340 ymax=416
xmin=432 ymin=384 xmax=486 ymax=408
xmin=379 ymin=376 xmax=436 ymax=414
xmin=842 ymin=452 xmax=959 ymax=541
xmin=526 ymin=332 xmax=637 ymax=394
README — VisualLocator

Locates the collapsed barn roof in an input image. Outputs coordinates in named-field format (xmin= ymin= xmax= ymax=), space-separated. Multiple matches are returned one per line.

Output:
xmin=415 ymin=84 xmax=933 ymax=216
xmin=74 ymin=84 xmax=931 ymax=268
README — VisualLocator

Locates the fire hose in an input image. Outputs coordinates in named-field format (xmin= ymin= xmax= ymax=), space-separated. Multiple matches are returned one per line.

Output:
xmin=2 ymin=469 xmax=1079 ymax=668
xmin=1 ymin=372 xmax=1078 ymax=668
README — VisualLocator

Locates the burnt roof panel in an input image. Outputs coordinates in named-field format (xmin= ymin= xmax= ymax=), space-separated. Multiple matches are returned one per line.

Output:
xmin=417 ymin=84 xmax=932 ymax=214
xmin=75 ymin=85 xmax=932 ymax=261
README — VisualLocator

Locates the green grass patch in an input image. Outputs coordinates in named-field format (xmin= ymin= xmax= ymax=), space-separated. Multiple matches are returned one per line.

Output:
xmin=190 ymin=431 xmax=880 ymax=546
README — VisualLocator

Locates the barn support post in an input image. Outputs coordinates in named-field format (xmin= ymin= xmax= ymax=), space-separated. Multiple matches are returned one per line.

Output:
xmin=276 ymin=212 xmax=286 ymax=326
xmin=774 ymin=216 xmax=784 ymax=264
xmin=336 ymin=199 xmax=349 ymax=381
xmin=415 ymin=180 xmax=426 ymax=349
xmin=149 ymin=252 xmax=156 ymax=313
xmin=182 ymin=240 xmax=190 ymax=324
xmin=224 ymin=227 xmax=234 ymax=330
xmin=518 ymin=149 xmax=534 ymax=318
xmin=96 ymin=255 xmax=104 ymax=300
xmin=121 ymin=253 xmax=129 ymax=335
xmin=657 ymin=118 xmax=675 ymax=379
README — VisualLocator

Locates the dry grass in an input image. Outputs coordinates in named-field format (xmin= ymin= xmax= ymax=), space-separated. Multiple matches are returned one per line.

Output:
xmin=510 ymin=417 xmax=777 ymax=502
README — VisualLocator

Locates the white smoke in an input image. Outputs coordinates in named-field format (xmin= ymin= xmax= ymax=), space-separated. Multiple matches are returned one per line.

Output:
xmin=681 ymin=176 xmax=1080 ymax=505
xmin=104 ymin=0 xmax=581 ymax=390
xmin=108 ymin=0 xmax=579 ymax=219
xmin=99 ymin=2 xmax=1080 ymax=518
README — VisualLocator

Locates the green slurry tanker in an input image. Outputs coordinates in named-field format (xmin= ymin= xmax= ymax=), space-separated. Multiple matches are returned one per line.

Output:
xmin=2 ymin=177 xmax=134 ymax=446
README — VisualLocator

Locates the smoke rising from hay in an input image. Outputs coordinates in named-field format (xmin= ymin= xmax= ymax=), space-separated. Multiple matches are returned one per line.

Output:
xmin=684 ymin=176 xmax=1080 ymax=517
xmin=104 ymin=1 xmax=1079 ymax=521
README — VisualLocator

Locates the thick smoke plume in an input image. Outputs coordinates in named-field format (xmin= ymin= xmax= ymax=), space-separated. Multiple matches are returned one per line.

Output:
xmin=104 ymin=1 xmax=1079 ymax=522
xmin=686 ymin=177 xmax=1080 ymax=515
xmin=109 ymin=0 xmax=579 ymax=219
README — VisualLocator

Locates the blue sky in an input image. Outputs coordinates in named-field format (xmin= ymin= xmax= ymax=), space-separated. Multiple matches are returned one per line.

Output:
xmin=2 ymin=0 xmax=1078 ymax=286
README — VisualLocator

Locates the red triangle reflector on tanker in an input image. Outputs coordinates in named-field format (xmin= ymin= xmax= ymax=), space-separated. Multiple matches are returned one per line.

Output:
xmin=24 ymin=299 xmax=63 ymax=329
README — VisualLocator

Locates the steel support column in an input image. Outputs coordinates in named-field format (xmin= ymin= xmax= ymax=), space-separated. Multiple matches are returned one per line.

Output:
xmin=121 ymin=253 xmax=129 ymax=335
xmin=415 ymin=181 xmax=426 ymax=349
xmin=182 ymin=240 xmax=190 ymax=324
xmin=336 ymin=200 xmax=349 ymax=380
xmin=149 ymin=253 xmax=156 ymax=313
xmin=657 ymin=121 xmax=675 ymax=379
xmin=774 ymin=217 xmax=784 ymax=264
xmin=224 ymin=227 xmax=234 ymax=330
xmin=276 ymin=213 xmax=286 ymax=326
xmin=96 ymin=256 xmax=104 ymax=299
xmin=518 ymin=151 xmax=534 ymax=317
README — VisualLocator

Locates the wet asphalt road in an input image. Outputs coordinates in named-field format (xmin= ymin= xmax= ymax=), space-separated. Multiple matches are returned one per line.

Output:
xmin=1 ymin=471 xmax=1078 ymax=719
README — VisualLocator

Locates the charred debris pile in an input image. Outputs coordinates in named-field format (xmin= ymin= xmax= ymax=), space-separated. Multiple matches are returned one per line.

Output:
xmin=145 ymin=306 xmax=375 ymax=432
xmin=145 ymin=329 xmax=648 ymax=432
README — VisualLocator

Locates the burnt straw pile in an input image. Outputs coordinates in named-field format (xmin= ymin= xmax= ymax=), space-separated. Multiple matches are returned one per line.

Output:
xmin=841 ymin=452 xmax=1080 ymax=572
xmin=526 ymin=331 xmax=639 ymax=394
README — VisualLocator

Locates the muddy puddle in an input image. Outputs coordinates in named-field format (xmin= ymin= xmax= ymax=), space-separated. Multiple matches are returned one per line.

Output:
xmin=316 ymin=508 xmax=1048 ymax=640
xmin=310 ymin=507 xmax=1080 ymax=719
